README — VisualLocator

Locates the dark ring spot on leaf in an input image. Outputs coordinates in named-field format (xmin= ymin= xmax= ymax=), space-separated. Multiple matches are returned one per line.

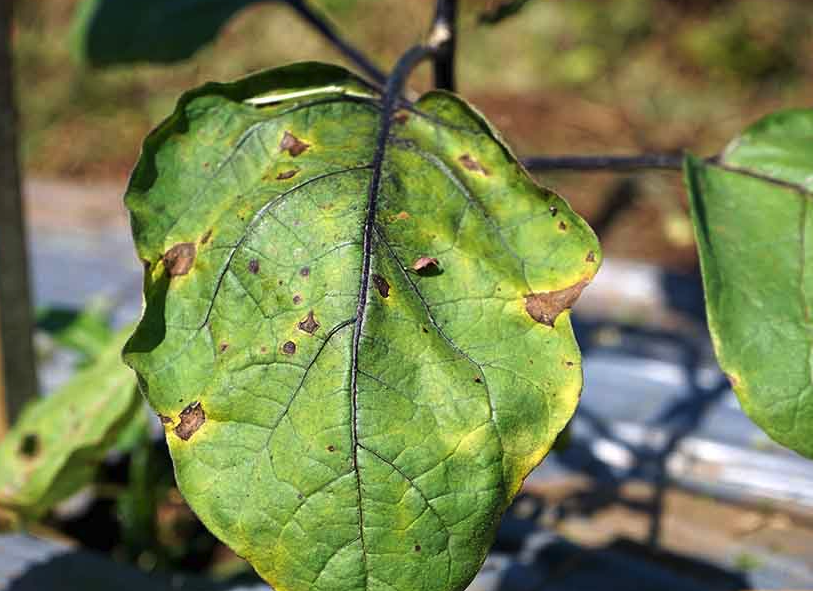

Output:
xmin=549 ymin=206 xmax=558 ymax=217
xmin=414 ymin=545 xmax=421 ymax=552
xmin=293 ymin=294 xmax=302 ymax=305
xmin=585 ymin=251 xmax=596 ymax=263
xmin=18 ymin=433 xmax=40 ymax=458
xmin=300 ymin=266 xmax=310 ymax=277
xmin=371 ymin=274 xmax=390 ymax=298
xmin=163 ymin=242 xmax=196 ymax=276
xmin=327 ymin=445 xmax=336 ymax=452
xmin=248 ymin=259 xmax=260 ymax=274
xmin=282 ymin=341 xmax=297 ymax=355
xmin=279 ymin=131 xmax=310 ymax=157
xmin=459 ymin=154 xmax=490 ymax=175
xmin=412 ymin=256 xmax=441 ymax=276
xmin=174 ymin=402 xmax=205 ymax=441
xmin=558 ymin=221 xmax=567 ymax=231
xmin=474 ymin=376 xmax=483 ymax=384
xmin=298 ymin=310 xmax=320 ymax=334
xmin=276 ymin=169 xmax=299 ymax=180
xmin=260 ymin=346 xmax=268 ymax=354
xmin=525 ymin=280 xmax=590 ymax=327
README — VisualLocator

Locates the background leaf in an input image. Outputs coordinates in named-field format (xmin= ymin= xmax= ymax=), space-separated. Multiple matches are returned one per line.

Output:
xmin=0 ymin=328 xmax=140 ymax=523
xmin=72 ymin=0 xmax=271 ymax=66
xmin=123 ymin=62 xmax=600 ymax=591
xmin=685 ymin=108 xmax=813 ymax=459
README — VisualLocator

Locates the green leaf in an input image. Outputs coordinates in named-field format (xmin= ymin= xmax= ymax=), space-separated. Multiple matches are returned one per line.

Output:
xmin=72 ymin=0 xmax=269 ymax=66
xmin=684 ymin=108 xmax=813 ymax=459
xmin=124 ymin=62 xmax=600 ymax=591
xmin=36 ymin=303 xmax=114 ymax=363
xmin=0 ymin=328 xmax=140 ymax=523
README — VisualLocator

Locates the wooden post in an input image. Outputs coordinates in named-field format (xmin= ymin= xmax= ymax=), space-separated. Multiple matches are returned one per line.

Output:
xmin=0 ymin=0 xmax=38 ymax=434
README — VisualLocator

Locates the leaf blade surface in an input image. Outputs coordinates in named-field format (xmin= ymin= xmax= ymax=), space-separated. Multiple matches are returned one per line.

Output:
xmin=124 ymin=62 xmax=600 ymax=591
xmin=685 ymin=108 xmax=813 ymax=459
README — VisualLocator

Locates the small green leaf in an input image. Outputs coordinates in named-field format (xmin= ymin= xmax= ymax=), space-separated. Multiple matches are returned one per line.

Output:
xmin=685 ymin=108 xmax=813 ymax=459
xmin=36 ymin=303 xmax=114 ymax=363
xmin=72 ymin=0 xmax=269 ymax=66
xmin=0 ymin=328 xmax=140 ymax=522
xmin=124 ymin=62 xmax=600 ymax=591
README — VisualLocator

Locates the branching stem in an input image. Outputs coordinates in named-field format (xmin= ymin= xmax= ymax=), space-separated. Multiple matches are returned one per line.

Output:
xmin=521 ymin=153 xmax=693 ymax=172
xmin=289 ymin=0 xmax=387 ymax=86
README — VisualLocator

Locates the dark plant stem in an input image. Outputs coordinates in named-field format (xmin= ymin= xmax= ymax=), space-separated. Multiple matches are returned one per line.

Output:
xmin=431 ymin=0 xmax=457 ymax=91
xmin=522 ymin=153 xmax=687 ymax=172
xmin=288 ymin=0 xmax=387 ymax=86
xmin=0 ymin=0 xmax=38 ymax=432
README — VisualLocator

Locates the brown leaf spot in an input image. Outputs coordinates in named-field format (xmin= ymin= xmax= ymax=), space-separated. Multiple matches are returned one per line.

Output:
xmin=282 ymin=341 xmax=297 ymax=355
xmin=414 ymin=545 xmax=421 ymax=552
xmin=163 ymin=243 xmax=196 ymax=276
xmin=276 ymin=169 xmax=299 ymax=180
xmin=372 ymin=274 xmax=390 ymax=298
xmin=474 ymin=376 xmax=483 ymax=384
xmin=298 ymin=310 xmax=320 ymax=334
xmin=412 ymin=256 xmax=439 ymax=272
xmin=300 ymin=266 xmax=310 ymax=277
xmin=293 ymin=294 xmax=302 ymax=305
xmin=525 ymin=280 xmax=590 ymax=327
xmin=394 ymin=111 xmax=410 ymax=125
xmin=726 ymin=373 xmax=740 ymax=388
xmin=158 ymin=414 xmax=173 ymax=425
xmin=219 ymin=342 xmax=229 ymax=353
xmin=248 ymin=259 xmax=260 ymax=274
xmin=18 ymin=433 xmax=40 ymax=459
xmin=558 ymin=221 xmax=567 ymax=231
xmin=279 ymin=131 xmax=310 ymax=156
xmin=565 ymin=360 xmax=575 ymax=367
xmin=174 ymin=402 xmax=205 ymax=441
xmin=200 ymin=229 xmax=212 ymax=245
xmin=459 ymin=154 xmax=489 ymax=175
xmin=260 ymin=346 xmax=268 ymax=354
xmin=327 ymin=445 xmax=336 ymax=452
xmin=395 ymin=211 xmax=410 ymax=221
xmin=586 ymin=251 xmax=596 ymax=263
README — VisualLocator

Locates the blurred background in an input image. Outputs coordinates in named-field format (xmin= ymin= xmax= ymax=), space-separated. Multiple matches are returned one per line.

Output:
xmin=4 ymin=1 xmax=813 ymax=590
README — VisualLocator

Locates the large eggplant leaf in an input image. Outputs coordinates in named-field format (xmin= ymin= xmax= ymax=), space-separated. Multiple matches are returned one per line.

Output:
xmin=685 ymin=108 xmax=813 ymax=459
xmin=0 ymin=328 xmax=139 ymax=524
xmin=123 ymin=62 xmax=600 ymax=591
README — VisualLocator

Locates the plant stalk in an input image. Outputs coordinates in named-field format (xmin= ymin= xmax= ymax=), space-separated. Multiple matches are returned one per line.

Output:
xmin=431 ymin=0 xmax=457 ymax=91
xmin=522 ymin=153 xmax=686 ymax=172
xmin=288 ymin=0 xmax=387 ymax=86
xmin=0 ymin=0 xmax=39 ymax=431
